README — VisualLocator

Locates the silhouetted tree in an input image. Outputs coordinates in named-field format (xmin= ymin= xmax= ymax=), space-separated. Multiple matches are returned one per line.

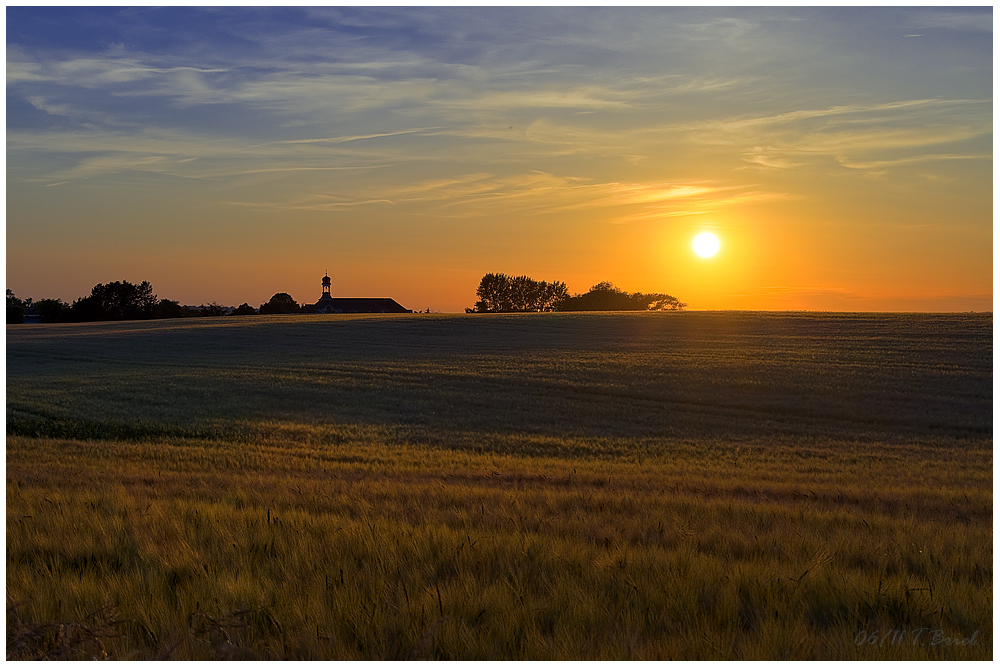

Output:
xmin=70 ymin=280 xmax=157 ymax=321
xmin=476 ymin=273 xmax=505 ymax=312
xmin=7 ymin=289 xmax=28 ymax=323
xmin=558 ymin=282 xmax=686 ymax=311
xmin=231 ymin=302 xmax=256 ymax=316
xmin=199 ymin=302 xmax=229 ymax=317
xmin=34 ymin=298 xmax=69 ymax=323
xmin=259 ymin=292 xmax=300 ymax=314
xmin=153 ymin=299 xmax=186 ymax=319
xmin=472 ymin=273 xmax=568 ymax=312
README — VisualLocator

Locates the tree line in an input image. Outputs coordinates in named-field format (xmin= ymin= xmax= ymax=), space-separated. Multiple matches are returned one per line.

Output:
xmin=7 ymin=273 xmax=686 ymax=323
xmin=467 ymin=273 xmax=685 ymax=313
xmin=6 ymin=281 xmax=302 ymax=324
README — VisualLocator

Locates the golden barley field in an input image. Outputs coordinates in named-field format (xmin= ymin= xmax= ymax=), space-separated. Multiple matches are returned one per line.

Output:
xmin=6 ymin=312 xmax=992 ymax=659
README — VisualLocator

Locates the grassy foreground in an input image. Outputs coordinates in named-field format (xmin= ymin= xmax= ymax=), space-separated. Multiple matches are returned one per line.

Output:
xmin=6 ymin=313 xmax=992 ymax=659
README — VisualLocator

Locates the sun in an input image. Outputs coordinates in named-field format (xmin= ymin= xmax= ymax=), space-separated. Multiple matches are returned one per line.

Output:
xmin=693 ymin=232 xmax=720 ymax=258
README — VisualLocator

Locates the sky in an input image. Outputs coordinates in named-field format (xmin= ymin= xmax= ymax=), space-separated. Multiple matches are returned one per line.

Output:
xmin=6 ymin=7 xmax=993 ymax=312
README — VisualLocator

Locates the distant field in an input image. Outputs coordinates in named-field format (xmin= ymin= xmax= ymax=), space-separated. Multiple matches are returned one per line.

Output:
xmin=6 ymin=312 xmax=992 ymax=659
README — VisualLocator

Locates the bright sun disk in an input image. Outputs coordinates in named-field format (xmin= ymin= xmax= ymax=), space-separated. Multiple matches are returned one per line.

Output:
xmin=693 ymin=232 xmax=720 ymax=257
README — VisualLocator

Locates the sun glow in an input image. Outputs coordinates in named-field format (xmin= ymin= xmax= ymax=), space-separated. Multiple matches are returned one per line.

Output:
xmin=693 ymin=232 xmax=720 ymax=258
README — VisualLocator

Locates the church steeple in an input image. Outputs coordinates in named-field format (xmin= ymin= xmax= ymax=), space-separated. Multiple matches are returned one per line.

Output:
xmin=322 ymin=271 xmax=331 ymax=297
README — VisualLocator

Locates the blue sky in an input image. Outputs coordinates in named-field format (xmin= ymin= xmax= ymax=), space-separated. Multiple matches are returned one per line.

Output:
xmin=6 ymin=7 xmax=993 ymax=311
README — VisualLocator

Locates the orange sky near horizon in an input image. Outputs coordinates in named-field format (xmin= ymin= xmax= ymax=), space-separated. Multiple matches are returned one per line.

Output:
xmin=6 ymin=8 xmax=992 ymax=312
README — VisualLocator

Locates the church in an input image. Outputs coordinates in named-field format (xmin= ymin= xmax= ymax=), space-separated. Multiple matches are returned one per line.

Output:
xmin=304 ymin=272 xmax=412 ymax=314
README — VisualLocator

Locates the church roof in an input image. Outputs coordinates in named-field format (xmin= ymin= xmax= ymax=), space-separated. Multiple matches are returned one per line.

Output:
xmin=308 ymin=295 xmax=412 ymax=314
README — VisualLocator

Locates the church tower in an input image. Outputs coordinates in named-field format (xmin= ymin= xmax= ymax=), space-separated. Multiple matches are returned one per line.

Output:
xmin=315 ymin=271 xmax=337 ymax=313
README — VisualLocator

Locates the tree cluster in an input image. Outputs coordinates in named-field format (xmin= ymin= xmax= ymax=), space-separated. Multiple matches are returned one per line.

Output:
xmin=232 ymin=303 xmax=257 ymax=316
xmin=6 ymin=289 xmax=31 ymax=324
xmin=470 ymin=273 xmax=569 ymax=313
xmin=258 ymin=292 xmax=300 ymax=314
xmin=8 ymin=282 xmax=159 ymax=323
xmin=468 ymin=274 xmax=685 ymax=313
xmin=559 ymin=281 xmax=686 ymax=311
xmin=5 ymin=282 xmax=298 ymax=324
xmin=70 ymin=280 xmax=158 ymax=321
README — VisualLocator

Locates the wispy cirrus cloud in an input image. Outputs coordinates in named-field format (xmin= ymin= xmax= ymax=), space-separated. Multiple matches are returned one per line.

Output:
xmin=835 ymin=152 xmax=992 ymax=172
xmin=7 ymin=126 xmax=397 ymax=185
xmin=904 ymin=9 xmax=993 ymax=33
xmin=262 ymin=128 xmax=444 ymax=146
xmin=226 ymin=168 xmax=792 ymax=222
xmin=698 ymin=98 xmax=961 ymax=133
xmin=680 ymin=98 xmax=993 ymax=173
xmin=15 ymin=59 xmax=228 ymax=88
